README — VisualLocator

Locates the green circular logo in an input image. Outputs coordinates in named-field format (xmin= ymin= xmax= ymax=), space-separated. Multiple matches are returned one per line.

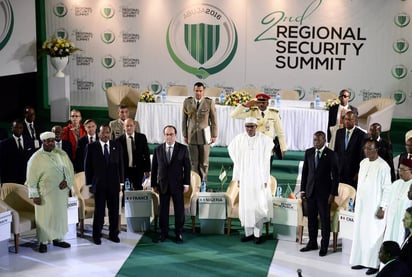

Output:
xmin=55 ymin=28 xmax=68 ymax=39
xmin=101 ymin=30 xmax=115 ymax=44
xmin=166 ymin=4 xmax=238 ymax=79
xmin=0 ymin=0 xmax=14 ymax=51
xmin=102 ymin=79 xmax=115 ymax=91
xmin=101 ymin=5 xmax=115 ymax=19
xmin=101 ymin=55 xmax=116 ymax=69
xmin=391 ymin=64 xmax=408 ymax=79
xmin=148 ymin=81 xmax=162 ymax=94
xmin=53 ymin=2 xmax=68 ymax=17
xmin=394 ymin=12 xmax=410 ymax=28
xmin=392 ymin=90 xmax=406 ymax=104
xmin=295 ymin=86 xmax=306 ymax=100
xmin=393 ymin=38 xmax=409 ymax=54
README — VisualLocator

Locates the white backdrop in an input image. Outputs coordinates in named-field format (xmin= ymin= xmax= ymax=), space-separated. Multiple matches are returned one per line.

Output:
xmin=43 ymin=0 xmax=412 ymax=118
xmin=0 ymin=0 xmax=36 ymax=76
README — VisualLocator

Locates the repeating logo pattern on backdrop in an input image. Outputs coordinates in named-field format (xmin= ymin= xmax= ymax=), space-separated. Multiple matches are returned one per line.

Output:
xmin=0 ymin=0 xmax=14 ymax=51
xmin=53 ymin=2 xmax=68 ymax=17
xmin=166 ymin=4 xmax=238 ymax=79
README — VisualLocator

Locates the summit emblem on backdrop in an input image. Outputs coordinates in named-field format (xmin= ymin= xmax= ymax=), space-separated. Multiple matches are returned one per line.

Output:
xmin=0 ymin=0 xmax=14 ymax=51
xmin=166 ymin=4 xmax=238 ymax=79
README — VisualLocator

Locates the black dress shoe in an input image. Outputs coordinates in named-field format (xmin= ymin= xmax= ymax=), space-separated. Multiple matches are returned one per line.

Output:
xmin=240 ymin=235 xmax=254 ymax=242
xmin=93 ymin=237 xmax=102 ymax=245
xmin=300 ymin=244 xmax=318 ymax=252
xmin=365 ymin=268 xmax=379 ymax=275
xmin=157 ymin=234 xmax=167 ymax=243
xmin=254 ymin=236 xmax=266 ymax=244
xmin=39 ymin=243 xmax=47 ymax=253
xmin=109 ymin=236 xmax=120 ymax=243
xmin=351 ymin=265 xmax=366 ymax=270
xmin=175 ymin=234 xmax=183 ymax=244
xmin=319 ymin=248 xmax=327 ymax=256
xmin=53 ymin=240 xmax=71 ymax=248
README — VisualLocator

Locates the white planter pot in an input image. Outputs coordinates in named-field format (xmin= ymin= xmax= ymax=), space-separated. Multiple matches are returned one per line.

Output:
xmin=50 ymin=56 xmax=69 ymax=77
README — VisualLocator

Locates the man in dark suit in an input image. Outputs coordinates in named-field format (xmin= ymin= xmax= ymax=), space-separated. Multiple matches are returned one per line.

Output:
xmin=51 ymin=125 xmax=73 ymax=161
xmin=300 ymin=131 xmax=339 ymax=257
xmin=75 ymin=119 xmax=97 ymax=172
xmin=22 ymin=105 xmax=42 ymax=149
xmin=334 ymin=111 xmax=367 ymax=189
xmin=151 ymin=125 xmax=191 ymax=244
xmin=0 ymin=120 xmax=35 ymax=185
xmin=377 ymin=240 xmax=411 ymax=277
xmin=85 ymin=124 xmax=124 ymax=245
xmin=116 ymin=118 xmax=150 ymax=190
xmin=327 ymin=89 xmax=358 ymax=148
xmin=368 ymin=123 xmax=396 ymax=182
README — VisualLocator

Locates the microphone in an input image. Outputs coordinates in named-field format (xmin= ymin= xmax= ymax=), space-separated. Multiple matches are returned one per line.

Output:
xmin=297 ymin=268 xmax=303 ymax=277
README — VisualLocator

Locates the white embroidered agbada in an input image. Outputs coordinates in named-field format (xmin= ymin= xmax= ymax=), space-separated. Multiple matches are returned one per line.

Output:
xmin=25 ymin=148 xmax=74 ymax=242
xmin=228 ymin=131 xmax=274 ymax=229
xmin=384 ymin=178 xmax=412 ymax=245
xmin=349 ymin=157 xmax=392 ymax=268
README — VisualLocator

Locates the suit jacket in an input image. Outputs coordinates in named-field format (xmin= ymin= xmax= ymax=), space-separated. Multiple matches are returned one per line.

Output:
xmin=301 ymin=146 xmax=339 ymax=199
xmin=117 ymin=132 xmax=150 ymax=171
xmin=327 ymin=104 xmax=358 ymax=141
xmin=22 ymin=120 xmax=43 ymax=141
xmin=182 ymin=97 xmax=218 ymax=144
xmin=400 ymin=236 xmax=412 ymax=274
xmin=62 ymin=123 xmax=87 ymax=160
xmin=0 ymin=135 xmax=35 ymax=184
xmin=74 ymin=135 xmax=98 ymax=172
xmin=378 ymin=138 xmax=395 ymax=182
xmin=151 ymin=142 xmax=191 ymax=195
xmin=334 ymin=127 xmax=367 ymax=188
xmin=55 ymin=140 xmax=72 ymax=161
xmin=84 ymin=140 xmax=124 ymax=194
xmin=377 ymin=258 xmax=411 ymax=277
xmin=109 ymin=119 xmax=140 ymax=140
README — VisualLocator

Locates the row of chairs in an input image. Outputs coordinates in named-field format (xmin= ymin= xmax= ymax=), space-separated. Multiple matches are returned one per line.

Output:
xmin=0 ymin=176 xmax=356 ymax=254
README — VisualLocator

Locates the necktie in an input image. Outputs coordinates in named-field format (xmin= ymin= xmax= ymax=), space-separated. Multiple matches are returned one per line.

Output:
xmin=196 ymin=101 xmax=200 ymax=110
xmin=315 ymin=150 xmax=320 ymax=168
xmin=90 ymin=136 xmax=93 ymax=143
xmin=29 ymin=123 xmax=35 ymax=139
xmin=104 ymin=143 xmax=110 ymax=164
xmin=17 ymin=138 xmax=23 ymax=151
xmin=261 ymin=111 xmax=265 ymax=118
xmin=129 ymin=136 xmax=135 ymax=166
xmin=167 ymin=146 xmax=172 ymax=163
xmin=345 ymin=131 xmax=350 ymax=150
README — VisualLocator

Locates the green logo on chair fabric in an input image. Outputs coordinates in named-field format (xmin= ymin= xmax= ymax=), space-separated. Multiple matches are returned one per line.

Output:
xmin=101 ymin=55 xmax=116 ymax=69
xmin=101 ymin=30 xmax=115 ymax=44
xmin=391 ymin=65 xmax=408 ymax=79
xmin=101 ymin=6 xmax=115 ymax=19
xmin=0 ymin=0 xmax=14 ymax=51
xmin=53 ymin=2 xmax=68 ymax=17
xmin=393 ymin=39 xmax=409 ymax=54
xmin=392 ymin=90 xmax=406 ymax=105
xmin=167 ymin=4 xmax=238 ymax=79
xmin=394 ymin=12 xmax=410 ymax=27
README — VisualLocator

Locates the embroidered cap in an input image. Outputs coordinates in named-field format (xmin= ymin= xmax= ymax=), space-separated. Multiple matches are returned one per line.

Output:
xmin=245 ymin=117 xmax=257 ymax=125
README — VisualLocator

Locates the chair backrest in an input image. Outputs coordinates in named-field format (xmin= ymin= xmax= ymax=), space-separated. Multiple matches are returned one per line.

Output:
xmin=184 ymin=171 xmax=201 ymax=206
xmin=226 ymin=180 xmax=239 ymax=203
xmin=105 ymin=86 xmax=140 ymax=119
xmin=72 ymin=172 xmax=91 ymax=200
xmin=239 ymin=87 xmax=260 ymax=97
xmin=0 ymin=183 xmax=34 ymax=212
xmin=204 ymin=87 xmax=224 ymax=97
xmin=356 ymin=98 xmax=395 ymax=131
xmin=333 ymin=183 xmax=356 ymax=211
xmin=167 ymin=85 xmax=189 ymax=96
xmin=277 ymin=90 xmax=300 ymax=100
xmin=270 ymin=175 xmax=277 ymax=196
xmin=316 ymin=92 xmax=337 ymax=102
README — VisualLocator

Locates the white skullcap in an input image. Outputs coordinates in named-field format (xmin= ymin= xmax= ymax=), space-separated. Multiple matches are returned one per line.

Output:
xmin=245 ymin=117 xmax=257 ymax=125
xmin=40 ymin=131 xmax=55 ymax=141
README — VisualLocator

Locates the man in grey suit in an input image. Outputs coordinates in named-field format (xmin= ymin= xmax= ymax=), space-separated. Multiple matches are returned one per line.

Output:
xmin=109 ymin=105 xmax=140 ymax=140
xmin=182 ymin=82 xmax=218 ymax=182
xmin=151 ymin=125 xmax=191 ymax=244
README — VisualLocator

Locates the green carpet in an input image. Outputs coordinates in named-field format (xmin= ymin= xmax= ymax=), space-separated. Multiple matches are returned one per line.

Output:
xmin=117 ymin=219 xmax=278 ymax=277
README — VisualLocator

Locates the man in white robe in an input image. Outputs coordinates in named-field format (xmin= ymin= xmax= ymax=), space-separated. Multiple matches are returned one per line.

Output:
xmin=350 ymin=139 xmax=392 ymax=275
xmin=228 ymin=117 xmax=273 ymax=244
xmin=25 ymin=132 xmax=74 ymax=253
xmin=384 ymin=158 xmax=412 ymax=245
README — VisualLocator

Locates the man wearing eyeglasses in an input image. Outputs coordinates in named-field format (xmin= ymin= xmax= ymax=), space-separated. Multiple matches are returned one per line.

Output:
xmin=327 ymin=89 xmax=358 ymax=149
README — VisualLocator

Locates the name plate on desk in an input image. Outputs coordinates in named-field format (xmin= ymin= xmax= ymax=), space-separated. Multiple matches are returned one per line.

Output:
xmin=0 ymin=211 xmax=12 ymax=240
xmin=339 ymin=210 xmax=354 ymax=239
xmin=272 ymin=197 xmax=299 ymax=226
xmin=125 ymin=191 xmax=152 ymax=218
xmin=198 ymin=192 xmax=226 ymax=220
xmin=67 ymin=197 xmax=79 ymax=224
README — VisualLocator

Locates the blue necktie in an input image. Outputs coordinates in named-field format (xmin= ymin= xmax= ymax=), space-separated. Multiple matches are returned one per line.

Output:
xmin=167 ymin=146 xmax=172 ymax=163
xmin=345 ymin=131 xmax=350 ymax=150
xmin=104 ymin=143 xmax=109 ymax=164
